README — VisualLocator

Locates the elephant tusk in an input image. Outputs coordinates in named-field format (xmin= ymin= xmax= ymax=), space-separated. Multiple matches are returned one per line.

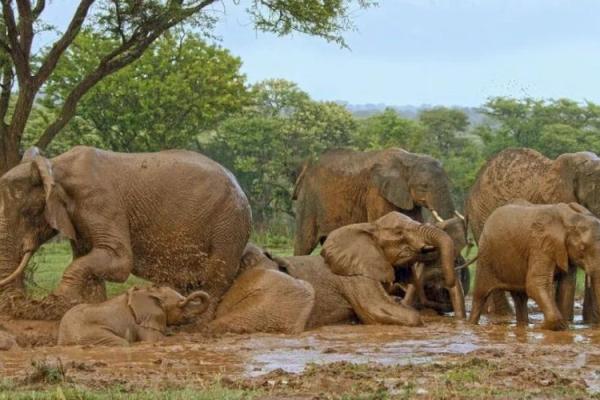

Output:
xmin=0 ymin=251 xmax=33 ymax=288
xmin=454 ymin=210 xmax=465 ymax=220
xmin=431 ymin=209 xmax=444 ymax=223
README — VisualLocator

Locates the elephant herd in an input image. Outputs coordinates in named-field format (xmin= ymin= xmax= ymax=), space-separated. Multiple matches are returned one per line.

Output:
xmin=0 ymin=145 xmax=600 ymax=348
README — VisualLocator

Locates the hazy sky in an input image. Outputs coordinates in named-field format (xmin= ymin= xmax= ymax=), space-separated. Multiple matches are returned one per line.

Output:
xmin=41 ymin=0 xmax=600 ymax=106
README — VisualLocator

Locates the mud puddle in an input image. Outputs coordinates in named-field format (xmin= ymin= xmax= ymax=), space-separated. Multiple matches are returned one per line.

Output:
xmin=2 ymin=309 xmax=600 ymax=396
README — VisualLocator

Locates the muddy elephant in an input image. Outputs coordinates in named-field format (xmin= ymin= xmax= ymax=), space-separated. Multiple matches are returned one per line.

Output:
xmin=0 ymin=146 xmax=251 ymax=320
xmin=210 ymin=212 xmax=466 ymax=334
xmin=465 ymin=148 xmax=600 ymax=320
xmin=58 ymin=286 xmax=210 ymax=346
xmin=469 ymin=202 xmax=600 ymax=331
xmin=396 ymin=216 xmax=470 ymax=313
xmin=293 ymin=148 xmax=469 ymax=289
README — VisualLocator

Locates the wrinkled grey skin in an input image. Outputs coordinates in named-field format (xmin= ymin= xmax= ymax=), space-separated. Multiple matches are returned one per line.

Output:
xmin=293 ymin=148 xmax=457 ymax=255
xmin=0 ymin=146 xmax=251 ymax=321
xmin=210 ymin=213 xmax=465 ymax=334
xmin=465 ymin=148 xmax=600 ymax=320
xmin=58 ymin=287 xmax=210 ymax=346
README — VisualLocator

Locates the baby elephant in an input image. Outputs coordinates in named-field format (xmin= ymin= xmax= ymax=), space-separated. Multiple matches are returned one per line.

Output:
xmin=58 ymin=286 xmax=210 ymax=346
xmin=470 ymin=201 xmax=600 ymax=330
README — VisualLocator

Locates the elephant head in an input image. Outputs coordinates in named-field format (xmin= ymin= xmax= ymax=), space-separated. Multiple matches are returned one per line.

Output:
xmin=549 ymin=203 xmax=600 ymax=318
xmin=321 ymin=211 xmax=465 ymax=318
xmin=371 ymin=151 xmax=455 ymax=219
xmin=546 ymin=152 xmax=600 ymax=217
xmin=0 ymin=148 xmax=74 ymax=296
xmin=238 ymin=243 xmax=279 ymax=275
xmin=127 ymin=286 xmax=210 ymax=329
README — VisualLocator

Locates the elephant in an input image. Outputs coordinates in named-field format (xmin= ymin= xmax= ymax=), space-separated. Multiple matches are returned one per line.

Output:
xmin=469 ymin=201 xmax=600 ymax=331
xmin=58 ymin=286 xmax=210 ymax=346
xmin=292 ymin=148 xmax=469 ymax=289
xmin=0 ymin=146 xmax=251 ymax=321
xmin=465 ymin=148 xmax=600 ymax=320
xmin=209 ymin=212 xmax=466 ymax=334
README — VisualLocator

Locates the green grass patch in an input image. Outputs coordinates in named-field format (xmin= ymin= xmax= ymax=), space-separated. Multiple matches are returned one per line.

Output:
xmin=0 ymin=384 xmax=259 ymax=400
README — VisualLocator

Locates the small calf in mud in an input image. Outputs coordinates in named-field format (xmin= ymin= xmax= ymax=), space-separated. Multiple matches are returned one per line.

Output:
xmin=58 ymin=286 xmax=209 ymax=346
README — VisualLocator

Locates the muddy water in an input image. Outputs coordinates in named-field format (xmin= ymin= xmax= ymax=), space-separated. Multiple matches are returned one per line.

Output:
xmin=2 ymin=310 xmax=600 ymax=391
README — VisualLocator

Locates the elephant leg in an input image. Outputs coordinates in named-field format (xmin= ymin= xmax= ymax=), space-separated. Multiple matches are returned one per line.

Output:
xmin=556 ymin=267 xmax=576 ymax=322
xmin=484 ymin=291 xmax=513 ymax=316
xmin=54 ymin=248 xmax=132 ymax=303
xmin=401 ymin=263 xmax=422 ymax=308
xmin=340 ymin=276 xmax=423 ymax=327
xmin=526 ymin=277 xmax=566 ymax=331
xmin=583 ymin=274 xmax=600 ymax=323
xmin=136 ymin=327 xmax=166 ymax=343
xmin=294 ymin=211 xmax=318 ymax=256
xmin=469 ymin=285 xmax=494 ymax=325
xmin=510 ymin=291 xmax=529 ymax=326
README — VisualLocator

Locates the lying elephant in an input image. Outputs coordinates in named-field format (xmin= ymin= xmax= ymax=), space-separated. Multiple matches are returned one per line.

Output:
xmin=209 ymin=212 xmax=465 ymax=334
xmin=58 ymin=287 xmax=210 ymax=346
xmin=470 ymin=201 xmax=600 ymax=330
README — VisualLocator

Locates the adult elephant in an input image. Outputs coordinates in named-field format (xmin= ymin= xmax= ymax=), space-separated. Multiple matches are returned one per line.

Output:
xmin=293 ymin=148 xmax=458 ymax=256
xmin=0 ymin=146 xmax=251 ymax=320
xmin=465 ymin=148 xmax=600 ymax=321
xmin=209 ymin=212 xmax=465 ymax=334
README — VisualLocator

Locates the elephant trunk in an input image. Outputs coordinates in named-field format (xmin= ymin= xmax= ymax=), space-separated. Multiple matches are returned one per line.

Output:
xmin=419 ymin=224 xmax=466 ymax=318
xmin=178 ymin=290 xmax=210 ymax=314
xmin=427 ymin=191 xmax=455 ymax=220
xmin=420 ymin=225 xmax=456 ymax=287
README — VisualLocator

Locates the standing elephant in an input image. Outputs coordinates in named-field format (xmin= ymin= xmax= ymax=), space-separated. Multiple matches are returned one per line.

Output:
xmin=293 ymin=148 xmax=459 ymax=255
xmin=209 ymin=212 xmax=465 ymax=334
xmin=58 ymin=286 xmax=210 ymax=346
xmin=465 ymin=148 xmax=600 ymax=320
xmin=0 ymin=146 xmax=251 ymax=320
xmin=469 ymin=202 xmax=600 ymax=330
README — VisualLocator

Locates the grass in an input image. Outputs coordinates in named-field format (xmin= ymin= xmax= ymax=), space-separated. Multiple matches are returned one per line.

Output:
xmin=0 ymin=383 xmax=260 ymax=400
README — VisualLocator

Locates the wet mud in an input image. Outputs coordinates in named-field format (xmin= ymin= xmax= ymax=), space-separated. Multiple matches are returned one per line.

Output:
xmin=2 ymin=305 xmax=600 ymax=398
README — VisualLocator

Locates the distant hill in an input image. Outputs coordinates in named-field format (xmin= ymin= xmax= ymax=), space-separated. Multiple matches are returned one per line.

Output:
xmin=338 ymin=102 xmax=487 ymax=126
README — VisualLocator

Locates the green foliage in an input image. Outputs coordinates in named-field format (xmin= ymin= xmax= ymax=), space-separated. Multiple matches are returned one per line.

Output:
xmin=209 ymin=79 xmax=356 ymax=222
xmin=476 ymin=97 xmax=600 ymax=158
xmin=39 ymin=30 xmax=248 ymax=154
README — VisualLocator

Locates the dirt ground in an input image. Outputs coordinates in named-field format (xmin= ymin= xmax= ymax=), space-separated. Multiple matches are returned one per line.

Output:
xmin=2 ymin=303 xmax=600 ymax=399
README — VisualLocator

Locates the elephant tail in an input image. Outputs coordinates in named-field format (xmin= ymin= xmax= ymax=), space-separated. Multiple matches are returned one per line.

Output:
xmin=292 ymin=162 xmax=309 ymax=200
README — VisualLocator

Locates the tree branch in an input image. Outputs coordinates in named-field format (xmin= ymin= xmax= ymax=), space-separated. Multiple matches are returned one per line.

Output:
xmin=36 ymin=0 xmax=219 ymax=148
xmin=0 ymin=62 xmax=13 ymax=126
xmin=15 ymin=0 xmax=34 ymax=56
xmin=1 ymin=0 xmax=30 ymax=82
xmin=33 ymin=0 xmax=95 ymax=87
xmin=32 ymin=0 xmax=45 ymax=19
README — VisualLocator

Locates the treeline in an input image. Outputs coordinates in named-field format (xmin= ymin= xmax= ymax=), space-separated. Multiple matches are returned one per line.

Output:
xmin=21 ymin=32 xmax=600 ymax=227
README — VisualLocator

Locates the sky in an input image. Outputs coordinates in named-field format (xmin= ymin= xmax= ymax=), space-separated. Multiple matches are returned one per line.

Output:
xmin=40 ymin=0 xmax=600 ymax=107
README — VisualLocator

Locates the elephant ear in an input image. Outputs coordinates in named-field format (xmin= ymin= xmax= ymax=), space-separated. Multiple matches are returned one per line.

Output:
xmin=127 ymin=287 xmax=167 ymax=332
xmin=532 ymin=214 xmax=569 ymax=273
xmin=546 ymin=152 xmax=598 ymax=204
xmin=321 ymin=223 xmax=395 ymax=283
xmin=371 ymin=163 xmax=414 ymax=210
xmin=29 ymin=153 xmax=76 ymax=241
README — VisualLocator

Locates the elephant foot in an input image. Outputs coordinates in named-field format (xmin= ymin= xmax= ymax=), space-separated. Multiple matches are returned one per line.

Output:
xmin=541 ymin=317 xmax=568 ymax=331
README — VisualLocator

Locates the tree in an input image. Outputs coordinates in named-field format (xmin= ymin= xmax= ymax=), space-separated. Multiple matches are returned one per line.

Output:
xmin=42 ymin=30 xmax=248 ymax=152
xmin=417 ymin=107 xmax=469 ymax=158
xmin=353 ymin=107 xmax=422 ymax=150
xmin=0 ymin=0 xmax=376 ymax=174
xmin=209 ymin=79 xmax=356 ymax=223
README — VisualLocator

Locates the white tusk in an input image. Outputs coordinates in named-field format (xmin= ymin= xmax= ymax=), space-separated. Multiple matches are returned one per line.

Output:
xmin=431 ymin=209 xmax=444 ymax=223
xmin=454 ymin=210 xmax=465 ymax=220
xmin=0 ymin=251 xmax=33 ymax=288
